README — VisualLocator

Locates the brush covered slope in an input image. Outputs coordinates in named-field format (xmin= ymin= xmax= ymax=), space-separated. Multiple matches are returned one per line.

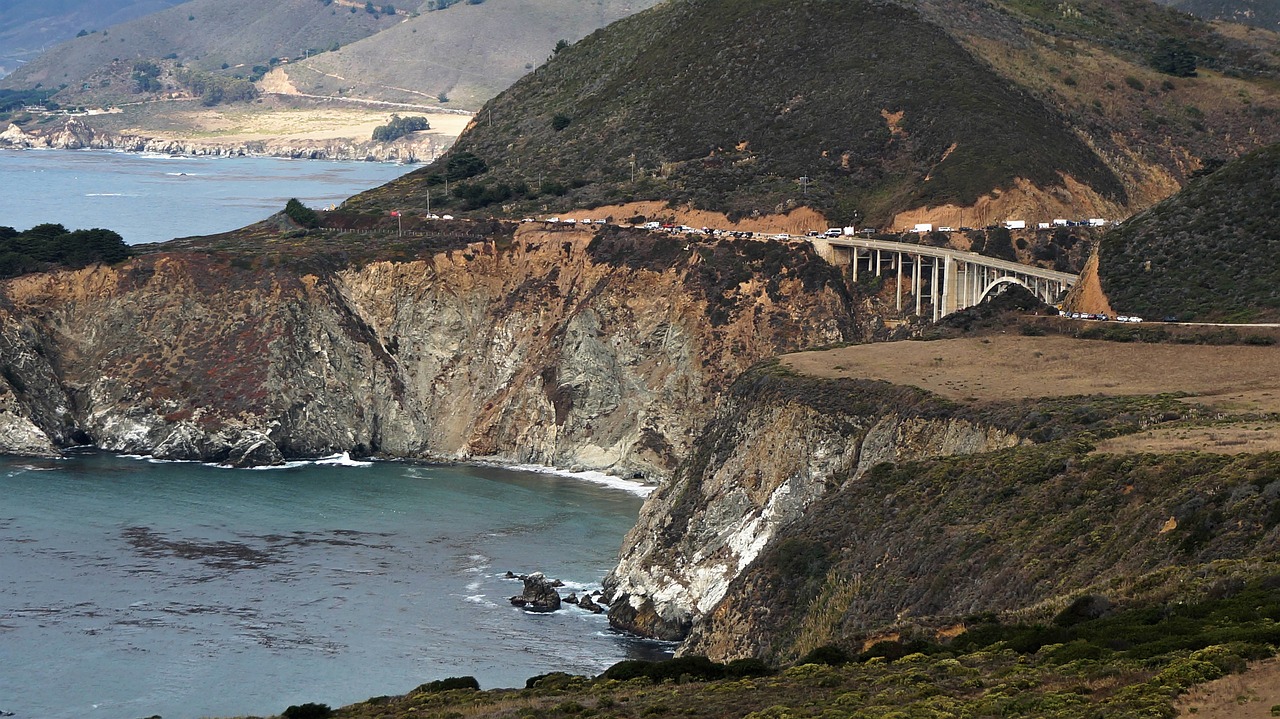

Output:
xmin=1096 ymin=142 xmax=1280 ymax=322
xmin=351 ymin=0 xmax=1280 ymax=229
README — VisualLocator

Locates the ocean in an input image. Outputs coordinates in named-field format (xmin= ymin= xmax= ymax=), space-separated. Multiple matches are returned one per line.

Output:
xmin=0 ymin=452 xmax=665 ymax=719
xmin=0 ymin=149 xmax=413 ymax=245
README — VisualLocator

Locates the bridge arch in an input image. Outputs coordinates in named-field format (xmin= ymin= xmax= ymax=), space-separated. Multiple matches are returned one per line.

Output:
xmin=977 ymin=276 xmax=1038 ymax=304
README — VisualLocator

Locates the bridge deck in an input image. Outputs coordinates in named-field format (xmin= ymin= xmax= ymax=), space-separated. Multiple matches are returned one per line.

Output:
xmin=825 ymin=236 xmax=1078 ymax=284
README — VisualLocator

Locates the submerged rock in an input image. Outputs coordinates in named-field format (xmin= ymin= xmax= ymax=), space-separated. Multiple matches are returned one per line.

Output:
xmin=578 ymin=594 xmax=604 ymax=614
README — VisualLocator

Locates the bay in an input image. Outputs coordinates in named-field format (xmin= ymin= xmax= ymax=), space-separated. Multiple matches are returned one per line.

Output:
xmin=0 ymin=149 xmax=413 ymax=245
xmin=0 ymin=453 xmax=667 ymax=719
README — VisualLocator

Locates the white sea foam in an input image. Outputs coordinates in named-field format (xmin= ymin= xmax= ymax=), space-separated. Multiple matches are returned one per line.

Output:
xmin=505 ymin=464 xmax=656 ymax=497
xmin=312 ymin=452 xmax=374 ymax=468
xmin=85 ymin=192 xmax=140 ymax=197
xmin=245 ymin=452 xmax=374 ymax=470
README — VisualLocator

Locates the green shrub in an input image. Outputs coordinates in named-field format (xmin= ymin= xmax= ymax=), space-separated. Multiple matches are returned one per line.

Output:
xmin=417 ymin=676 xmax=481 ymax=693
xmin=282 ymin=703 xmax=332 ymax=719
xmin=796 ymin=645 xmax=850 ymax=666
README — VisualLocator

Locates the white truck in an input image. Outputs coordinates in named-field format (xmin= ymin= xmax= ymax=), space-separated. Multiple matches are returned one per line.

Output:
xmin=913 ymin=223 xmax=934 ymax=233
xmin=1004 ymin=220 xmax=1027 ymax=230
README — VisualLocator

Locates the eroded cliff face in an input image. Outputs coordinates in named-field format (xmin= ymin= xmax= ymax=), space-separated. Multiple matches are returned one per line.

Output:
xmin=0 ymin=226 xmax=861 ymax=474
xmin=603 ymin=369 xmax=1021 ymax=644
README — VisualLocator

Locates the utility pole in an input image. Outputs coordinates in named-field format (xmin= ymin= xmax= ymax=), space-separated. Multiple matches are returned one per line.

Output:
xmin=799 ymin=175 xmax=810 ymax=196
xmin=426 ymin=189 xmax=431 ymax=216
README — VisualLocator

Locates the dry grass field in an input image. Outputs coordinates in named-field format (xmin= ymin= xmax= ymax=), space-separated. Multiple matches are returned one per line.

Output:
xmin=1175 ymin=658 xmax=1280 ymax=718
xmin=783 ymin=335 xmax=1280 ymax=452
xmin=88 ymin=96 xmax=472 ymax=144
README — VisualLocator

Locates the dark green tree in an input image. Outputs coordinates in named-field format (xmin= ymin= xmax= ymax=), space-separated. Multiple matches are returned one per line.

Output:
xmin=1152 ymin=38 xmax=1197 ymax=77
xmin=284 ymin=199 xmax=320 ymax=228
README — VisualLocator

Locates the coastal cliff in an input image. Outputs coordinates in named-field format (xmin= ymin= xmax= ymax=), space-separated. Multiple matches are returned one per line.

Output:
xmin=604 ymin=357 xmax=1280 ymax=664
xmin=604 ymin=365 xmax=1021 ymax=642
xmin=0 ymin=224 xmax=862 ymax=473
xmin=0 ymin=118 xmax=447 ymax=163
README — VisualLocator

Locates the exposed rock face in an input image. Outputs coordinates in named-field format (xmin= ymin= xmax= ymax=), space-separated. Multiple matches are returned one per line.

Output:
xmin=604 ymin=370 xmax=1020 ymax=646
xmin=0 ymin=118 xmax=447 ymax=163
xmin=0 ymin=227 xmax=862 ymax=471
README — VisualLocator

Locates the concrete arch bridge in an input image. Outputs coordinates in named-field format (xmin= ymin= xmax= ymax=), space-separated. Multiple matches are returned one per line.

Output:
xmin=821 ymin=237 xmax=1078 ymax=321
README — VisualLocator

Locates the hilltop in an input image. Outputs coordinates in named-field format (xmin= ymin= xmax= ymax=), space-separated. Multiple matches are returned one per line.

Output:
xmin=348 ymin=0 xmax=1280 ymax=229
xmin=1092 ymin=141 xmax=1280 ymax=322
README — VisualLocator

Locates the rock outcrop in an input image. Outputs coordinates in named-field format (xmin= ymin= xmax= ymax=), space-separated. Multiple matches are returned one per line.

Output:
xmin=0 ymin=226 xmax=863 ymax=472
xmin=509 ymin=572 xmax=562 ymax=612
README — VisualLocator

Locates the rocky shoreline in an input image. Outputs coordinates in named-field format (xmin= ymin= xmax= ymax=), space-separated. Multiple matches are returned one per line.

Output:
xmin=0 ymin=117 xmax=448 ymax=163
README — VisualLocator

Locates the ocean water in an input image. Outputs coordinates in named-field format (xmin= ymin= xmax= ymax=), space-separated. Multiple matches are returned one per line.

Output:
xmin=0 ymin=452 xmax=667 ymax=719
xmin=0 ymin=149 xmax=412 ymax=245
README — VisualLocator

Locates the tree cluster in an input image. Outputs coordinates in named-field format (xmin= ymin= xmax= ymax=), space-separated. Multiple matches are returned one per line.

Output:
xmin=175 ymin=68 xmax=259 ymax=107
xmin=132 ymin=60 xmax=163 ymax=93
xmin=0 ymin=224 xmax=131 ymax=279
xmin=371 ymin=115 xmax=430 ymax=142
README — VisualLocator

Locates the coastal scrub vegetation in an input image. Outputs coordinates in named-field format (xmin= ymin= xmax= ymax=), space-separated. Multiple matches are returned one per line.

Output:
xmin=0 ymin=223 xmax=130 ymax=278
xmin=1098 ymin=142 xmax=1280 ymax=322
xmin=299 ymin=584 xmax=1280 ymax=719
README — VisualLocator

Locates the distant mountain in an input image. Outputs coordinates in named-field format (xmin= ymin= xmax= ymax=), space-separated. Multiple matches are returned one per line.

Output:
xmin=1153 ymin=0 xmax=1279 ymax=31
xmin=347 ymin=0 xmax=1280 ymax=229
xmin=277 ymin=0 xmax=662 ymax=110
xmin=1 ymin=0 xmax=401 ymax=95
xmin=1096 ymin=142 xmax=1280 ymax=322
xmin=0 ymin=0 xmax=185 ymax=77
xmin=1 ymin=0 xmax=661 ymax=112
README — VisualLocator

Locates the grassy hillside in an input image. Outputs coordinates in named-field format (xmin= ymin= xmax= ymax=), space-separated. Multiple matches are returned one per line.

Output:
xmin=0 ymin=0 xmax=183 ymax=76
xmin=280 ymin=0 xmax=663 ymax=111
xmin=1098 ymin=142 xmax=1280 ymax=322
xmin=1154 ymin=0 xmax=1280 ymax=31
xmin=350 ymin=0 xmax=1280 ymax=227
xmin=0 ymin=0 xmax=400 ymax=100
